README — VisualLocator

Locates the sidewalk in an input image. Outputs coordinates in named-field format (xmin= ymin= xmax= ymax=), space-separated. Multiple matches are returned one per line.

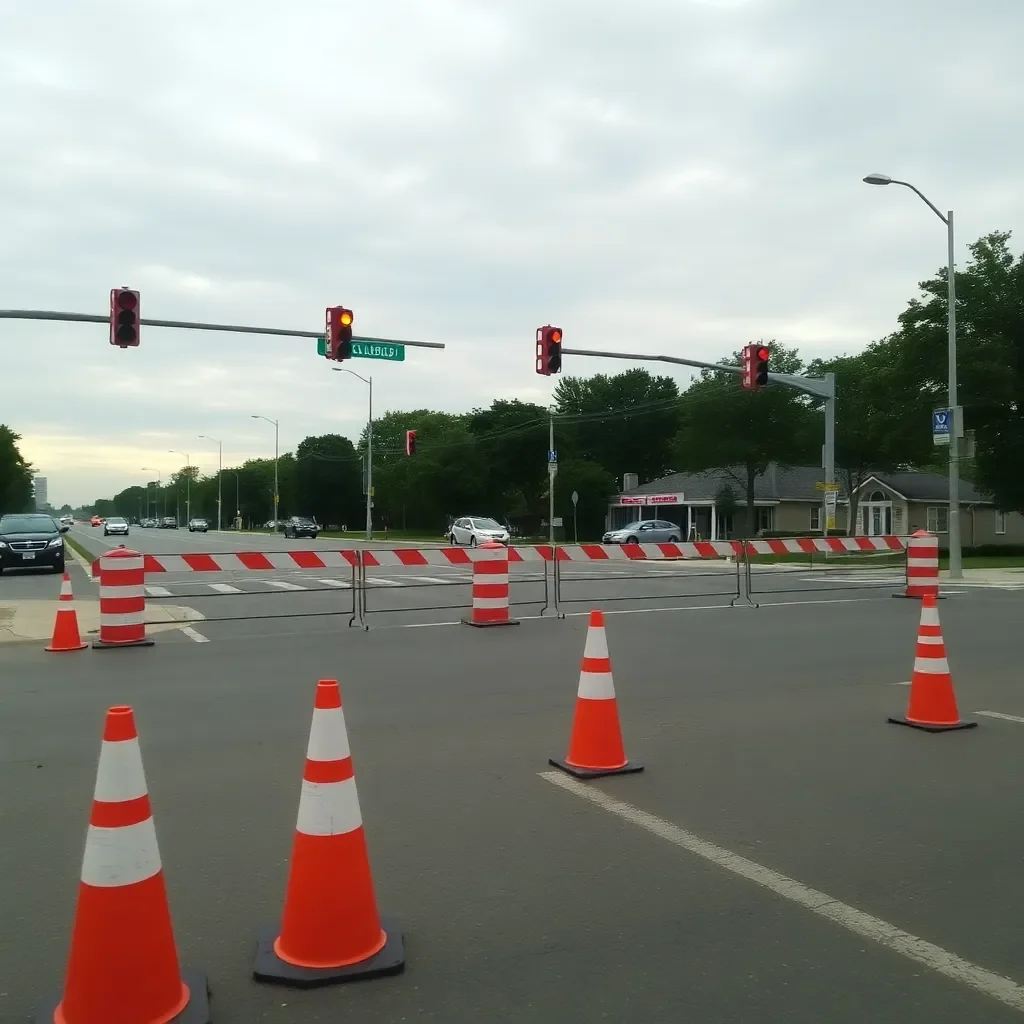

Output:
xmin=0 ymin=599 xmax=198 ymax=644
xmin=942 ymin=567 xmax=1024 ymax=585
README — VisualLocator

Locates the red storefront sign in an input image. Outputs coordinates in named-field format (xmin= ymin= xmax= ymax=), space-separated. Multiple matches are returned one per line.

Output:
xmin=616 ymin=493 xmax=683 ymax=506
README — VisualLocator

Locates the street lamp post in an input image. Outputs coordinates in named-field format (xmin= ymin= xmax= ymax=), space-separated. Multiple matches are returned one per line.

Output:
xmin=141 ymin=467 xmax=161 ymax=519
xmin=332 ymin=368 xmax=373 ymax=540
xmin=228 ymin=471 xmax=240 ymax=527
xmin=863 ymin=173 xmax=962 ymax=580
xmin=168 ymin=451 xmax=191 ymax=525
xmin=198 ymin=435 xmax=223 ymax=531
xmin=251 ymin=415 xmax=280 ymax=527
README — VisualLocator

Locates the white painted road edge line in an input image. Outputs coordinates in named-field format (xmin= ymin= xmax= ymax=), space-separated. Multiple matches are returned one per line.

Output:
xmin=976 ymin=710 xmax=1024 ymax=724
xmin=538 ymin=771 xmax=1024 ymax=1014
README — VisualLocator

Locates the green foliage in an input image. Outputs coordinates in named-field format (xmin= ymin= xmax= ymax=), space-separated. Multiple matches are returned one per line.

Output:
xmin=0 ymin=426 xmax=34 ymax=514
xmin=553 ymin=460 xmax=617 ymax=541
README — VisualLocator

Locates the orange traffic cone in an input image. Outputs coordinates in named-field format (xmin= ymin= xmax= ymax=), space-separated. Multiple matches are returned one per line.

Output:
xmin=254 ymin=679 xmax=405 ymax=987
xmin=45 ymin=572 xmax=88 ymax=652
xmin=33 ymin=706 xmax=210 ymax=1023
xmin=549 ymin=609 xmax=644 ymax=778
xmin=889 ymin=594 xmax=977 ymax=732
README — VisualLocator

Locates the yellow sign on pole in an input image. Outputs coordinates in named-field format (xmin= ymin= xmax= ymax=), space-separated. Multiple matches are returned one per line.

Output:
xmin=815 ymin=481 xmax=840 ymax=491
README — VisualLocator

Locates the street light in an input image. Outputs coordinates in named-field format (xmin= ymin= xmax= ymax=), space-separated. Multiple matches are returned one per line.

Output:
xmin=251 ymin=415 xmax=279 ymax=527
xmin=198 ymin=435 xmax=223 ymax=531
xmin=141 ymin=466 xmax=161 ymax=519
xmin=168 ymin=450 xmax=191 ymax=525
xmin=332 ymin=367 xmax=373 ymax=540
xmin=227 ymin=471 xmax=240 ymax=527
xmin=862 ymin=172 xmax=962 ymax=580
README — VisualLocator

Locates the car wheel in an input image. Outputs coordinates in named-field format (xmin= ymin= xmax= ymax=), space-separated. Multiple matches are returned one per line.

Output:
xmin=469 ymin=536 xmax=477 ymax=548
xmin=625 ymin=536 xmax=638 ymax=545
xmin=54 ymin=559 xmax=65 ymax=573
xmin=448 ymin=534 xmax=457 ymax=546
xmin=311 ymin=534 xmax=318 ymax=540
xmin=103 ymin=530 xmax=109 ymax=536
xmin=668 ymin=535 xmax=679 ymax=544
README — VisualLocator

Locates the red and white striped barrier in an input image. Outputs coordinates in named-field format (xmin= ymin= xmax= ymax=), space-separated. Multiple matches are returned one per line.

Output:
xmin=556 ymin=541 xmax=741 ymax=561
xmin=902 ymin=530 xmax=939 ymax=599
xmin=363 ymin=545 xmax=550 ymax=566
xmin=93 ymin=547 xmax=154 ymax=648
xmin=462 ymin=541 xmax=518 ymax=627
xmin=743 ymin=535 xmax=906 ymax=556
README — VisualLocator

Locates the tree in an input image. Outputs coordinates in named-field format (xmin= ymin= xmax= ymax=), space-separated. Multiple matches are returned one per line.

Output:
xmin=554 ymin=369 xmax=681 ymax=488
xmin=888 ymin=230 xmax=1024 ymax=511
xmin=294 ymin=435 xmax=362 ymax=528
xmin=807 ymin=339 xmax=932 ymax=533
xmin=0 ymin=426 xmax=33 ymax=514
xmin=553 ymin=460 xmax=617 ymax=541
xmin=671 ymin=342 xmax=819 ymax=535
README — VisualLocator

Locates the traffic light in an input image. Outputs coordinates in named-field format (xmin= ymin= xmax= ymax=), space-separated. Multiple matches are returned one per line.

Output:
xmin=741 ymin=343 xmax=770 ymax=391
xmin=753 ymin=345 xmax=770 ymax=388
xmin=535 ymin=325 xmax=563 ymax=376
xmin=326 ymin=306 xmax=354 ymax=360
xmin=109 ymin=288 xmax=140 ymax=347
xmin=405 ymin=429 xmax=417 ymax=456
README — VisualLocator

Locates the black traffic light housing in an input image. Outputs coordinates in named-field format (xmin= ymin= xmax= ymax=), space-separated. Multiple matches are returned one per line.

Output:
xmin=535 ymin=325 xmax=563 ymax=376
xmin=326 ymin=306 xmax=354 ymax=361
xmin=753 ymin=345 xmax=770 ymax=388
xmin=405 ymin=429 xmax=417 ymax=456
xmin=110 ymin=288 xmax=140 ymax=347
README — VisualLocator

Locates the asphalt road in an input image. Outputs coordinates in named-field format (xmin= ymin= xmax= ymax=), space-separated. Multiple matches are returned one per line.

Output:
xmin=4 ymin=585 xmax=1024 ymax=1022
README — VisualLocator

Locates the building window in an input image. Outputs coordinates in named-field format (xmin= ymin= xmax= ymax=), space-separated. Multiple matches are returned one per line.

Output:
xmin=756 ymin=506 xmax=774 ymax=533
xmin=809 ymin=506 xmax=821 ymax=531
xmin=926 ymin=506 xmax=949 ymax=534
xmin=996 ymin=510 xmax=1007 ymax=535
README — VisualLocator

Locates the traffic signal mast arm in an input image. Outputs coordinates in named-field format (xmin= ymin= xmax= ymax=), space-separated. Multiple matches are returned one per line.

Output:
xmin=0 ymin=309 xmax=446 ymax=350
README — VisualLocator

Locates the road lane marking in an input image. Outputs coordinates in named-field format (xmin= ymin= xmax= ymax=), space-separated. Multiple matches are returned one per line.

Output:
xmin=405 ymin=575 xmax=457 ymax=584
xmin=209 ymin=583 xmax=243 ymax=594
xmin=264 ymin=580 xmax=306 ymax=591
xmin=366 ymin=577 xmax=402 ymax=586
xmin=145 ymin=585 xmax=172 ymax=597
xmin=316 ymin=578 xmax=351 ymax=588
xmin=181 ymin=627 xmax=210 ymax=643
xmin=976 ymin=710 xmax=1024 ymax=724
xmin=538 ymin=771 xmax=1024 ymax=1014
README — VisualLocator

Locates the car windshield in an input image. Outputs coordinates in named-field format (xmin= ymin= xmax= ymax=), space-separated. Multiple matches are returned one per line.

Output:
xmin=472 ymin=518 xmax=503 ymax=531
xmin=107 ymin=518 xmax=127 ymax=524
xmin=1 ymin=516 xmax=57 ymax=533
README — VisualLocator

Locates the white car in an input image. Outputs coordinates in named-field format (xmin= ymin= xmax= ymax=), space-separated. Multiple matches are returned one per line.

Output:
xmin=103 ymin=516 xmax=130 ymax=537
xmin=448 ymin=517 xmax=510 ymax=547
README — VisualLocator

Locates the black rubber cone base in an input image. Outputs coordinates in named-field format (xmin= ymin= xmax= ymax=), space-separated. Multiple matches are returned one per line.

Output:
xmin=33 ymin=967 xmax=211 ymax=1023
xmin=548 ymin=757 xmax=644 ymax=779
xmin=253 ymin=916 xmax=405 ymax=988
xmin=461 ymin=617 xmax=520 ymax=628
xmin=887 ymin=716 xmax=977 ymax=733
xmin=892 ymin=593 xmax=946 ymax=601
xmin=92 ymin=637 xmax=155 ymax=649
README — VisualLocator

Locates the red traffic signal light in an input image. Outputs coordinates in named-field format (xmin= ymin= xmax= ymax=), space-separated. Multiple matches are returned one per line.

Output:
xmin=535 ymin=325 xmax=563 ymax=376
xmin=325 ymin=306 xmax=354 ymax=360
xmin=405 ymin=429 xmax=417 ymax=456
xmin=741 ymin=343 xmax=770 ymax=390
xmin=109 ymin=288 xmax=140 ymax=347
xmin=753 ymin=346 xmax=770 ymax=388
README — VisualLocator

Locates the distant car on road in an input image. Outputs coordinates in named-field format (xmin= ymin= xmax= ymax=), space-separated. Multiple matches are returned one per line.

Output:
xmin=0 ymin=513 xmax=68 ymax=574
xmin=139 ymin=518 xmax=157 ymax=528
xmin=188 ymin=518 xmax=209 ymax=533
xmin=160 ymin=517 xmax=178 ymax=529
xmin=448 ymin=517 xmax=510 ymax=547
xmin=60 ymin=515 xmax=74 ymax=528
xmin=90 ymin=515 xmax=102 ymax=527
xmin=603 ymin=520 xmax=681 ymax=545
xmin=103 ymin=516 xmax=130 ymax=537
xmin=280 ymin=516 xmax=318 ymax=539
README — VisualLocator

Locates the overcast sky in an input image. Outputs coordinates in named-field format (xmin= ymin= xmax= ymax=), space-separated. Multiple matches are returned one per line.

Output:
xmin=2 ymin=0 xmax=1022 ymax=506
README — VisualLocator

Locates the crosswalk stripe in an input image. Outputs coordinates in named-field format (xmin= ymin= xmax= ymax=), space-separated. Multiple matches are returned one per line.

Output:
xmin=145 ymin=585 xmax=172 ymax=597
xmin=209 ymin=583 xmax=243 ymax=594
xmin=316 ymin=578 xmax=351 ymax=588
xmin=264 ymin=580 xmax=306 ymax=591
xmin=366 ymin=576 xmax=402 ymax=586
xmin=405 ymin=575 xmax=455 ymax=584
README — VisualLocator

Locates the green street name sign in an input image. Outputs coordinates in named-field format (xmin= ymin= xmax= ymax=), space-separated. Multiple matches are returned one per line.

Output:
xmin=353 ymin=341 xmax=405 ymax=362
xmin=316 ymin=337 xmax=405 ymax=362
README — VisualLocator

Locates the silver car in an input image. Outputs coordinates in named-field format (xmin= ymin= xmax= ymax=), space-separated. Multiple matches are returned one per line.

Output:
xmin=448 ymin=517 xmax=510 ymax=547
xmin=603 ymin=519 xmax=681 ymax=545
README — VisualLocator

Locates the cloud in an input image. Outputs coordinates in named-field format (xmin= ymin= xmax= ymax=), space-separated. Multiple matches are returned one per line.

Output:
xmin=2 ymin=0 xmax=1023 ymax=503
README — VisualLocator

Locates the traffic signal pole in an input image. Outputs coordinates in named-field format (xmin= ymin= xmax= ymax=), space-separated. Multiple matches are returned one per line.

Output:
xmin=562 ymin=346 xmax=837 ymax=535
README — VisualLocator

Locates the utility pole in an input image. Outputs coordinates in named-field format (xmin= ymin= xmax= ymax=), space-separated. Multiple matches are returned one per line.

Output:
xmin=199 ymin=436 xmax=223 ymax=531
xmin=548 ymin=412 xmax=556 ymax=547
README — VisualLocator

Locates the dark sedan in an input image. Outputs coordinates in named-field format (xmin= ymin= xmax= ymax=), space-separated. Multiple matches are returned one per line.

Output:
xmin=0 ymin=514 xmax=68 ymax=574
xmin=280 ymin=516 xmax=319 ymax=539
